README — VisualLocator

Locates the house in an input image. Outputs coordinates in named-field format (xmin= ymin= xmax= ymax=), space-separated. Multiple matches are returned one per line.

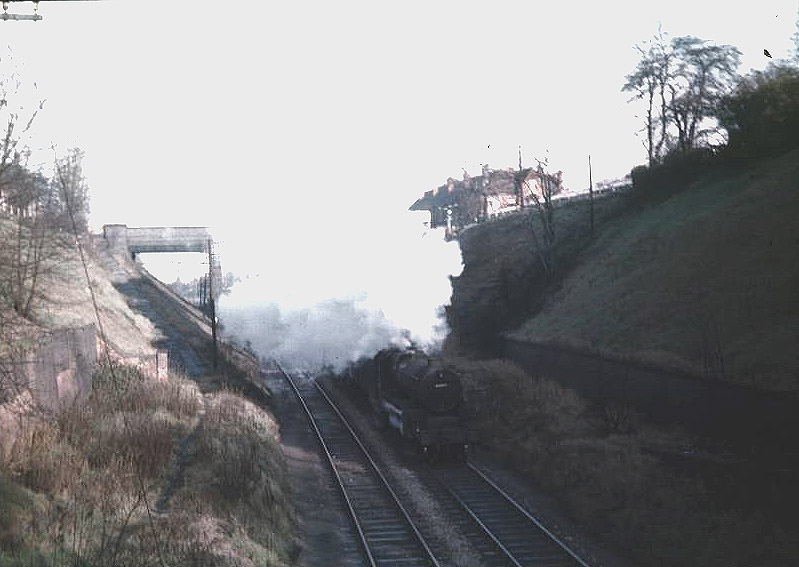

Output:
xmin=409 ymin=164 xmax=563 ymax=237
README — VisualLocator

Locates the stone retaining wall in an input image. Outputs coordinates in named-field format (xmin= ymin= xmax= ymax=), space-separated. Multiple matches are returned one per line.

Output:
xmin=504 ymin=338 xmax=799 ymax=456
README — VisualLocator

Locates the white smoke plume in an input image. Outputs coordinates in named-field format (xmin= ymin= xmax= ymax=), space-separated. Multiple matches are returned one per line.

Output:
xmin=217 ymin=212 xmax=461 ymax=372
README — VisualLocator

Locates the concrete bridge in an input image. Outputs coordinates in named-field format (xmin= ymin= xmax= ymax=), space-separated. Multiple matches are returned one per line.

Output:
xmin=101 ymin=224 xmax=224 ymax=369
xmin=102 ymin=224 xmax=222 ymax=298
xmin=103 ymin=224 xmax=212 ymax=256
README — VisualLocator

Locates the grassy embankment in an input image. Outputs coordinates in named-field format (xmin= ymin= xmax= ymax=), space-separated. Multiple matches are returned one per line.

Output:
xmin=0 ymin=235 xmax=297 ymax=566
xmin=511 ymin=149 xmax=798 ymax=392
xmin=444 ymin=149 xmax=799 ymax=565
xmin=446 ymin=357 xmax=797 ymax=567
xmin=449 ymin=185 xmax=633 ymax=355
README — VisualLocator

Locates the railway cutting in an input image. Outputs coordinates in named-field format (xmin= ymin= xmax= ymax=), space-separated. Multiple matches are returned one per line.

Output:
xmin=278 ymin=365 xmax=441 ymax=567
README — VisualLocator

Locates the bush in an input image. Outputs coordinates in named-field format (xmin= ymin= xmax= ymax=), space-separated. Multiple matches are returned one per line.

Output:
xmin=454 ymin=357 xmax=798 ymax=566
xmin=174 ymin=391 xmax=297 ymax=562
xmin=630 ymin=147 xmax=717 ymax=203
xmin=192 ymin=392 xmax=282 ymax=504
xmin=0 ymin=473 xmax=30 ymax=551
xmin=88 ymin=412 xmax=174 ymax=479
xmin=718 ymin=64 xmax=799 ymax=158
xmin=447 ymin=358 xmax=589 ymax=443
xmin=7 ymin=419 xmax=87 ymax=494
xmin=1 ymin=363 xmax=297 ymax=566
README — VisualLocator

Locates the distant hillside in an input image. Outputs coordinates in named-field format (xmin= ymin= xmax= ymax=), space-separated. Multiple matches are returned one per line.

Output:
xmin=457 ymin=149 xmax=798 ymax=392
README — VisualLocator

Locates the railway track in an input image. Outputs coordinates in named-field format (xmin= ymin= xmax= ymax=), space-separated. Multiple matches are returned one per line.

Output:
xmin=432 ymin=462 xmax=591 ymax=567
xmin=313 ymin=378 xmax=594 ymax=567
xmin=277 ymin=365 xmax=441 ymax=567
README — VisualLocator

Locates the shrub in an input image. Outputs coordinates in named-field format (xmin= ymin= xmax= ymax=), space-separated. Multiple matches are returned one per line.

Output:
xmin=88 ymin=412 xmax=174 ymax=479
xmin=451 ymin=358 xmax=589 ymax=442
xmin=7 ymin=419 xmax=87 ymax=495
xmin=718 ymin=64 xmax=799 ymax=158
xmin=456 ymin=357 xmax=799 ymax=566
xmin=0 ymin=473 xmax=30 ymax=551
xmin=192 ymin=392 xmax=282 ymax=504
xmin=630 ymin=147 xmax=716 ymax=203
xmin=174 ymin=391 xmax=297 ymax=562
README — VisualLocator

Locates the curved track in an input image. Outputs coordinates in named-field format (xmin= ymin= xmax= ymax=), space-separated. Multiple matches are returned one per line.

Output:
xmin=278 ymin=365 xmax=440 ymax=567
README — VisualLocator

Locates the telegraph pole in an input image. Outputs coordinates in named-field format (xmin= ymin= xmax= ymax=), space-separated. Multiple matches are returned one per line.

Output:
xmin=207 ymin=238 xmax=218 ymax=369
xmin=588 ymin=154 xmax=595 ymax=236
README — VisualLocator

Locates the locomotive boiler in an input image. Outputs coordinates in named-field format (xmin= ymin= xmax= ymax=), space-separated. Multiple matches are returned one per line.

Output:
xmin=345 ymin=347 xmax=471 ymax=457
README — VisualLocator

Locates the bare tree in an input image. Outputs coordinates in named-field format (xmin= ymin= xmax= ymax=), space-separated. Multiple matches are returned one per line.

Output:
xmin=52 ymin=148 xmax=90 ymax=233
xmin=0 ymin=53 xmax=44 ymax=204
xmin=668 ymin=37 xmax=741 ymax=153
xmin=526 ymin=157 xmax=558 ymax=279
xmin=792 ymin=3 xmax=799 ymax=65
xmin=0 ymin=148 xmax=89 ymax=321
xmin=0 ymin=159 xmax=64 ymax=319
xmin=623 ymin=26 xmax=673 ymax=166
xmin=624 ymin=30 xmax=741 ymax=160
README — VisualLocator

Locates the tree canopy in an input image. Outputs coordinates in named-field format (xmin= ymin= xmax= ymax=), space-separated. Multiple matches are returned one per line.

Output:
xmin=623 ymin=31 xmax=741 ymax=165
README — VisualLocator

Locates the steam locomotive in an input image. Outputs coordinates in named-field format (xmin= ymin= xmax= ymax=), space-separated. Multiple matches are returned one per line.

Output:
xmin=342 ymin=347 xmax=472 ymax=458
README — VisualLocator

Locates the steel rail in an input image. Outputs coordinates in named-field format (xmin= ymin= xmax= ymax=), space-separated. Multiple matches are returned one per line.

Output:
xmin=433 ymin=461 xmax=593 ymax=567
xmin=315 ymin=380 xmax=441 ymax=567
xmin=276 ymin=363 xmax=377 ymax=567
xmin=437 ymin=476 xmax=524 ymax=567
xmin=467 ymin=462 xmax=592 ymax=567
xmin=278 ymin=363 xmax=440 ymax=567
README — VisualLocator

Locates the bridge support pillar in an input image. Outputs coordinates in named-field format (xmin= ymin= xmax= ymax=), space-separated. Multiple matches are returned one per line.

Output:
xmin=103 ymin=224 xmax=129 ymax=255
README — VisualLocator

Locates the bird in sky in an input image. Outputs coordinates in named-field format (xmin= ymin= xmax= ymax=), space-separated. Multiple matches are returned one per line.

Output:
xmin=764 ymin=48 xmax=772 ymax=58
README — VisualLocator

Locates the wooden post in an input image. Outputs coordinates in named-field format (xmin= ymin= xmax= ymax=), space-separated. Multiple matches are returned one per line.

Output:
xmin=588 ymin=154 xmax=595 ymax=236
xmin=207 ymin=238 xmax=217 ymax=369
xmin=156 ymin=350 xmax=168 ymax=381
xmin=517 ymin=146 xmax=525 ymax=209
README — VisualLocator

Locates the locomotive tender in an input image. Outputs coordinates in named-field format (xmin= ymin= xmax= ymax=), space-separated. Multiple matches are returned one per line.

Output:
xmin=344 ymin=347 xmax=471 ymax=457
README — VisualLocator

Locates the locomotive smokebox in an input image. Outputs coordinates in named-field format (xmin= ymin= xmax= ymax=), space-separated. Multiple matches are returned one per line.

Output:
xmin=394 ymin=351 xmax=462 ymax=415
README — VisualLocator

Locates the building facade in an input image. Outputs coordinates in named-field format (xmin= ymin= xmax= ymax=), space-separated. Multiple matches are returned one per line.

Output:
xmin=410 ymin=164 xmax=563 ymax=237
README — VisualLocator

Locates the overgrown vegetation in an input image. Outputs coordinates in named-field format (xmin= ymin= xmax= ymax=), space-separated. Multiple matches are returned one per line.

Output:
xmin=452 ymin=28 xmax=799 ymax=390
xmin=515 ymin=148 xmax=799 ymax=392
xmin=0 ymin=363 xmax=297 ymax=566
xmin=447 ymin=189 xmax=632 ymax=355
xmin=449 ymin=357 xmax=797 ymax=567
xmin=1 ymin=54 xmax=90 ymax=322
xmin=718 ymin=63 xmax=799 ymax=159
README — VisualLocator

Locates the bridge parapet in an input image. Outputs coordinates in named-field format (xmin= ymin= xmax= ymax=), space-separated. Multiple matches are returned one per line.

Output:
xmin=103 ymin=225 xmax=211 ymax=255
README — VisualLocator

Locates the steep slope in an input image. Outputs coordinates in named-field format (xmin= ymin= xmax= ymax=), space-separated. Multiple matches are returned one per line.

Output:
xmin=1 ymin=233 xmax=298 ymax=566
xmin=512 ymin=149 xmax=799 ymax=392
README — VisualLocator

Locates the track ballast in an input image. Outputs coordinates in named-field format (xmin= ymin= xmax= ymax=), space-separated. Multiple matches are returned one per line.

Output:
xmin=278 ymin=365 xmax=440 ymax=567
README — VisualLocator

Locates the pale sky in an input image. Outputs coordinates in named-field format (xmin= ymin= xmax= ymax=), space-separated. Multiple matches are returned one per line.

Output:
xmin=3 ymin=0 xmax=798 ymax=316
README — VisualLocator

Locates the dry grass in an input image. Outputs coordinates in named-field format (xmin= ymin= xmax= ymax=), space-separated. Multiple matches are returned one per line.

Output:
xmin=512 ymin=149 xmax=799 ymax=392
xmin=449 ymin=356 xmax=799 ymax=567
xmin=170 ymin=391 xmax=298 ymax=565
xmin=0 ymin=364 xmax=297 ymax=567
xmin=21 ymin=235 xmax=159 ymax=358
xmin=1 ymin=226 xmax=297 ymax=565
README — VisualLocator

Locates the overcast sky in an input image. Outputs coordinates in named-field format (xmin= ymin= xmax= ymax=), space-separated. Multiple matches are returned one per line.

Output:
xmin=3 ymin=0 xmax=798 ymax=306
